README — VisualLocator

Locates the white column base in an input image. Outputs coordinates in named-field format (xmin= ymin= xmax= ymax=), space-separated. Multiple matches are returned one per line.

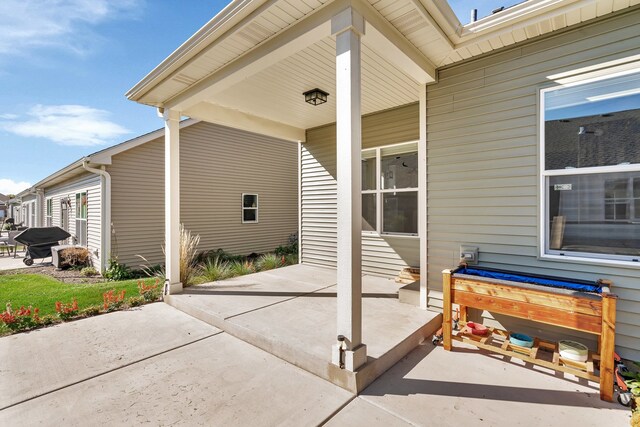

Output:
xmin=331 ymin=343 xmax=367 ymax=372
xmin=164 ymin=280 xmax=183 ymax=296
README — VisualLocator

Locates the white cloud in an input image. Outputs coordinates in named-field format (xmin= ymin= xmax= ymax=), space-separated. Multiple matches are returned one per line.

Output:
xmin=0 ymin=114 xmax=18 ymax=120
xmin=0 ymin=179 xmax=31 ymax=195
xmin=0 ymin=0 xmax=143 ymax=55
xmin=2 ymin=104 xmax=130 ymax=146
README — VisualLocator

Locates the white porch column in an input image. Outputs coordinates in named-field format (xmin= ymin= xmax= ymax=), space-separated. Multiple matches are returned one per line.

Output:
xmin=419 ymin=84 xmax=428 ymax=309
xmin=162 ymin=108 xmax=182 ymax=294
xmin=331 ymin=8 xmax=367 ymax=372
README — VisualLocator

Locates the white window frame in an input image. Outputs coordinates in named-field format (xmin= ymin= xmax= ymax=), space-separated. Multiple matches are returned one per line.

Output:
xmin=75 ymin=191 xmax=88 ymax=246
xmin=362 ymin=140 xmax=419 ymax=238
xmin=539 ymin=67 xmax=640 ymax=266
xmin=46 ymin=198 xmax=53 ymax=227
xmin=241 ymin=193 xmax=258 ymax=224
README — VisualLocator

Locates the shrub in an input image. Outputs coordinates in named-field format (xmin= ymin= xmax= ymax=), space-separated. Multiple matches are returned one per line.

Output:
xmin=201 ymin=257 xmax=231 ymax=281
xmin=1 ymin=303 xmax=39 ymax=331
xmin=275 ymin=232 xmax=298 ymax=256
xmin=229 ymin=260 xmax=254 ymax=277
xmin=55 ymin=299 xmax=79 ymax=321
xmin=256 ymin=253 xmax=282 ymax=271
xmin=80 ymin=305 xmax=101 ymax=317
xmin=80 ymin=266 xmax=98 ymax=277
xmin=60 ymin=247 xmax=90 ymax=269
xmin=138 ymin=279 xmax=160 ymax=302
xmin=179 ymin=224 xmax=200 ymax=286
xmin=104 ymin=258 xmax=132 ymax=281
xmin=103 ymin=289 xmax=126 ymax=311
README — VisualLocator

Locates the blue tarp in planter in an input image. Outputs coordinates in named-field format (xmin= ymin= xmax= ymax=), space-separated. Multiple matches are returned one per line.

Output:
xmin=456 ymin=267 xmax=602 ymax=294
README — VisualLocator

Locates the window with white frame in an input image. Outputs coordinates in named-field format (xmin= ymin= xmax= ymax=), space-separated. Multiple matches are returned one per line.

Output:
xmin=46 ymin=198 xmax=53 ymax=227
xmin=541 ymin=68 xmax=640 ymax=262
xmin=362 ymin=141 xmax=418 ymax=236
xmin=75 ymin=192 xmax=87 ymax=246
xmin=242 ymin=194 xmax=258 ymax=223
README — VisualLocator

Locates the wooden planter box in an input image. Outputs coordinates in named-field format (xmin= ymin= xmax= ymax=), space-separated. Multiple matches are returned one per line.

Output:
xmin=442 ymin=266 xmax=617 ymax=401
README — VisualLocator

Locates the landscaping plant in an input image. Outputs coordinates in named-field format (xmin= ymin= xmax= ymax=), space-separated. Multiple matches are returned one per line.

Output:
xmin=103 ymin=289 xmax=126 ymax=311
xmin=201 ymin=256 xmax=231 ymax=281
xmin=60 ymin=247 xmax=90 ymax=269
xmin=80 ymin=266 xmax=98 ymax=277
xmin=1 ymin=303 xmax=39 ymax=331
xmin=55 ymin=299 xmax=79 ymax=321
xmin=104 ymin=257 xmax=133 ymax=281
xmin=138 ymin=279 xmax=160 ymax=302
xmin=179 ymin=224 xmax=201 ymax=286
xmin=229 ymin=260 xmax=255 ymax=277
xmin=256 ymin=253 xmax=282 ymax=271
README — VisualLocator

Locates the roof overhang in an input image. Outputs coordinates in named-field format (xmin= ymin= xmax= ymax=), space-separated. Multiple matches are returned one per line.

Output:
xmin=127 ymin=0 xmax=634 ymax=139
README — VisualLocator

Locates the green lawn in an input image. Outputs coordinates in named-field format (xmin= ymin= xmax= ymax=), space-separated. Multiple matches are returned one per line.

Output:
xmin=0 ymin=274 xmax=159 ymax=316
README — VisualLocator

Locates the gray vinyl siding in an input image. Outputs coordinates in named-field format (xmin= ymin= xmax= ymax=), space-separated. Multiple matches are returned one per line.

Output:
xmin=43 ymin=173 xmax=101 ymax=267
xmin=301 ymin=104 xmax=420 ymax=277
xmin=426 ymin=8 xmax=640 ymax=360
xmin=109 ymin=121 xmax=298 ymax=267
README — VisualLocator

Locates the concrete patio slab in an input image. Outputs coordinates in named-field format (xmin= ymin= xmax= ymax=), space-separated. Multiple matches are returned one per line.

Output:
xmin=324 ymin=397 xmax=412 ymax=426
xmin=166 ymin=266 xmax=441 ymax=393
xmin=331 ymin=341 xmax=629 ymax=427
xmin=174 ymin=264 xmax=335 ymax=320
xmin=1 ymin=332 xmax=354 ymax=426
xmin=0 ymin=303 xmax=220 ymax=409
xmin=0 ymin=255 xmax=33 ymax=271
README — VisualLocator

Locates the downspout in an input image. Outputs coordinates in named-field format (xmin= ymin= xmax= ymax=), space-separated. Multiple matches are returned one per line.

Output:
xmin=82 ymin=160 xmax=111 ymax=274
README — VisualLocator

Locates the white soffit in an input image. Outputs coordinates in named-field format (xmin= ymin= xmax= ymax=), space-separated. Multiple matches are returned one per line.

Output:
xmin=189 ymin=36 xmax=419 ymax=130
xmin=128 ymin=0 xmax=637 ymax=111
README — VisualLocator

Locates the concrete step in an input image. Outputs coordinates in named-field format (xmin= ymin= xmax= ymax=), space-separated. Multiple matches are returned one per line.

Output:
xmin=398 ymin=280 xmax=420 ymax=306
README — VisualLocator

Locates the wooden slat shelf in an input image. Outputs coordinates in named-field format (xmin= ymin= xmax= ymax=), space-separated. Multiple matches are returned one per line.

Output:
xmin=453 ymin=328 xmax=600 ymax=382
xmin=443 ymin=267 xmax=617 ymax=401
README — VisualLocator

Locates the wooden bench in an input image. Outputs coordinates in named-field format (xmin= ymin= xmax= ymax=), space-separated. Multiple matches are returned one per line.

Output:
xmin=442 ymin=266 xmax=617 ymax=401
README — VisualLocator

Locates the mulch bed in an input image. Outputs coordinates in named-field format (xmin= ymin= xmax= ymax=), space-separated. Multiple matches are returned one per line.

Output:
xmin=1 ymin=264 xmax=105 ymax=284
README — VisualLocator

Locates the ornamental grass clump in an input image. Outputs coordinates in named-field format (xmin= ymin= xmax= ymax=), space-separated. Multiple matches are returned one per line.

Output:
xmin=256 ymin=253 xmax=282 ymax=271
xmin=201 ymin=257 xmax=231 ymax=282
xmin=180 ymin=224 xmax=200 ymax=286
xmin=229 ymin=260 xmax=255 ymax=277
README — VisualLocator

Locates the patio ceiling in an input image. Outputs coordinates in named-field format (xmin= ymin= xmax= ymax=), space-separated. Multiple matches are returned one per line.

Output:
xmin=127 ymin=0 xmax=637 ymax=139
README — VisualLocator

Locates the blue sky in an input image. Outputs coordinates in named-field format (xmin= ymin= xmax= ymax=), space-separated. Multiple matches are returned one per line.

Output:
xmin=0 ymin=0 xmax=521 ymax=195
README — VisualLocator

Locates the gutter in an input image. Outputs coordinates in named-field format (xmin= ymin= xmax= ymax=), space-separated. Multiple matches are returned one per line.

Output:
xmin=82 ymin=160 xmax=111 ymax=274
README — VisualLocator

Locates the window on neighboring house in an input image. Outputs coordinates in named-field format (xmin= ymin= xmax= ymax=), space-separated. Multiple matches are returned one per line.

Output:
xmin=541 ymin=68 xmax=640 ymax=262
xmin=361 ymin=141 xmax=418 ymax=236
xmin=46 ymin=198 xmax=53 ymax=227
xmin=242 ymin=194 xmax=258 ymax=223
xmin=75 ymin=192 xmax=88 ymax=246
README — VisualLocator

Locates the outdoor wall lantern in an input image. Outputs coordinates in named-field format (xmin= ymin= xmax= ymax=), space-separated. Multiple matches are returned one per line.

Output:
xmin=303 ymin=88 xmax=329 ymax=105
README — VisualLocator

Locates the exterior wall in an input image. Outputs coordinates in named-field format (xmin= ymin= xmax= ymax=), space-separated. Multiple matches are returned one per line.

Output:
xmin=44 ymin=173 xmax=102 ymax=267
xmin=20 ymin=194 xmax=37 ymax=228
xmin=109 ymin=121 xmax=298 ymax=267
xmin=301 ymin=104 xmax=420 ymax=277
xmin=426 ymin=9 xmax=640 ymax=360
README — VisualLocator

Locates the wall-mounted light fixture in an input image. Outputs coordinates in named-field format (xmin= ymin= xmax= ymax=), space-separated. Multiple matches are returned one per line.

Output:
xmin=303 ymin=88 xmax=329 ymax=106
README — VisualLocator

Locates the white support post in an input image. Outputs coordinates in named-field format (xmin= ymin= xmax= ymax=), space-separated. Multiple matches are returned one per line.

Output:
xmin=418 ymin=84 xmax=428 ymax=310
xmin=331 ymin=7 xmax=367 ymax=372
xmin=162 ymin=108 xmax=182 ymax=295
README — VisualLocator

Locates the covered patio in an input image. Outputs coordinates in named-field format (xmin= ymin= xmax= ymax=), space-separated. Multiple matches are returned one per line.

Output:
xmin=165 ymin=264 xmax=441 ymax=392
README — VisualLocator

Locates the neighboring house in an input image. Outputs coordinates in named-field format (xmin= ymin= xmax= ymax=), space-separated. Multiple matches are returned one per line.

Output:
xmin=16 ymin=120 xmax=298 ymax=271
xmin=127 ymin=0 xmax=640 ymax=364
xmin=0 ymin=193 xmax=8 ymax=219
